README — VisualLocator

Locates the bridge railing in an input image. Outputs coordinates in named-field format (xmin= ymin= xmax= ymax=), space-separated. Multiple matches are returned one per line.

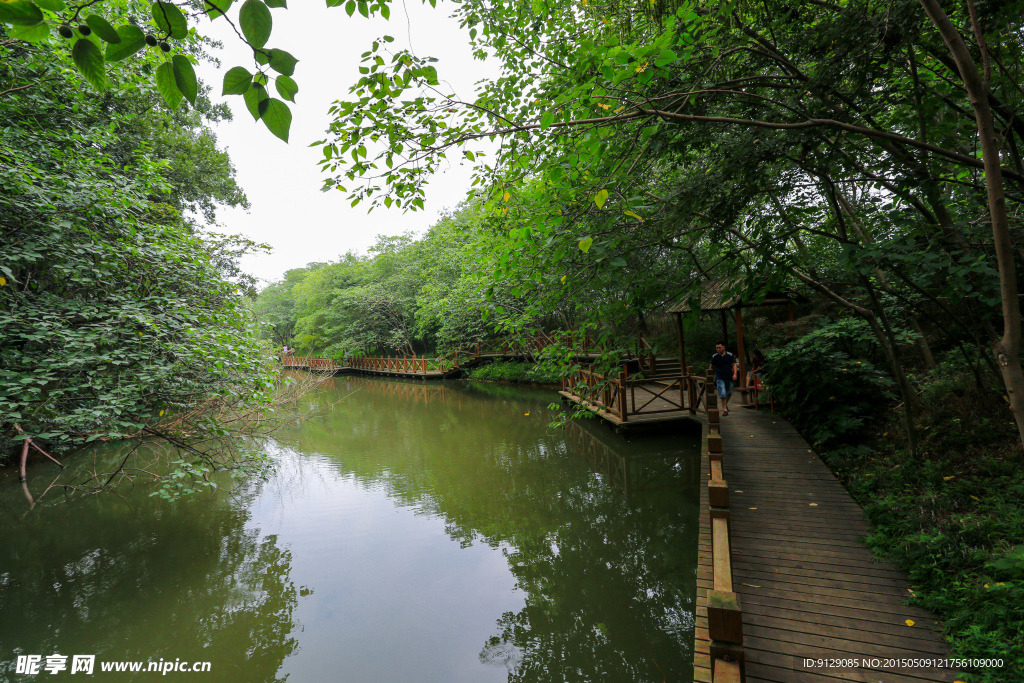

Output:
xmin=703 ymin=368 xmax=745 ymax=682
xmin=562 ymin=364 xmax=708 ymax=422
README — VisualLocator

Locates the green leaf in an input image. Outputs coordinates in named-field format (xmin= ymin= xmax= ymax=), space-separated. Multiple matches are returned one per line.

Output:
xmin=204 ymin=0 xmax=233 ymax=19
xmin=593 ymin=189 xmax=609 ymax=209
xmin=243 ymin=83 xmax=268 ymax=120
xmin=105 ymin=25 xmax=146 ymax=61
xmin=222 ymin=66 xmax=253 ymax=95
xmin=72 ymin=38 xmax=106 ymax=90
xmin=155 ymin=61 xmax=183 ymax=109
xmin=86 ymin=15 xmax=121 ymax=43
xmin=239 ymin=0 xmax=272 ymax=48
xmin=268 ymin=48 xmax=297 ymax=76
xmin=540 ymin=110 xmax=555 ymax=129
xmin=578 ymin=237 xmax=593 ymax=253
xmin=0 ymin=0 xmax=43 ymax=26
xmin=274 ymin=74 xmax=298 ymax=101
xmin=172 ymin=54 xmax=197 ymax=105
xmin=151 ymin=2 xmax=188 ymax=39
xmin=654 ymin=49 xmax=677 ymax=67
xmin=8 ymin=21 xmax=49 ymax=41
xmin=344 ymin=0 xmax=355 ymax=15
xmin=254 ymin=48 xmax=270 ymax=65
xmin=265 ymin=0 xmax=286 ymax=6
xmin=259 ymin=97 xmax=291 ymax=142
xmin=609 ymin=256 xmax=627 ymax=267
xmin=253 ymin=72 xmax=268 ymax=85
xmin=33 ymin=0 xmax=64 ymax=11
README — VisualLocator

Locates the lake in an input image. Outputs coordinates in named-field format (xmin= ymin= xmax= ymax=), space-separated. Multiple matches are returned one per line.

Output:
xmin=1 ymin=376 xmax=700 ymax=682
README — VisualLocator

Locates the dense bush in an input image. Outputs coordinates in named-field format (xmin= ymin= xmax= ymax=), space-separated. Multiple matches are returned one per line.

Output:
xmin=466 ymin=361 xmax=560 ymax=384
xmin=763 ymin=319 xmax=896 ymax=447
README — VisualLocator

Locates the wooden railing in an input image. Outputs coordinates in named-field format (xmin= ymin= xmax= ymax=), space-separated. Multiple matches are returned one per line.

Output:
xmin=346 ymin=355 xmax=462 ymax=374
xmin=704 ymin=368 xmax=745 ymax=682
xmin=561 ymin=364 xmax=711 ymax=421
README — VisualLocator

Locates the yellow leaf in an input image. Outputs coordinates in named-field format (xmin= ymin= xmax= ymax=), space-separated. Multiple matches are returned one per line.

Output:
xmin=943 ymin=475 xmax=955 ymax=481
xmin=524 ymin=413 xmax=530 ymax=416
xmin=613 ymin=106 xmax=624 ymax=113
xmin=503 ymin=192 xmax=510 ymax=202
xmin=735 ymin=490 xmax=742 ymax=493
xmin=749 ymin=507 xmax=757 ymax=510
xmin=905 ymin=619 xmax=915 ymax=627
xmin=971 ymin=495 xmax=980 ymax=501
xmin=160 ymin=410 xmax=165 ymax=416
xmin=0 ymin=277 xmax=5 ymax=286
xmin=560 ymin=275 xmax=566 ymax=284
xmin=809 ymin=503 xmax=818 ymax=506
xmin=624 ymin=209 xmax=644 ymax=222
xmin=593 ymin=189 xmax=609 ymax=209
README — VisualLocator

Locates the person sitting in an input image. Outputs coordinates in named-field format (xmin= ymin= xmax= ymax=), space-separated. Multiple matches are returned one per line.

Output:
xmin=747 ymin=349 xmax=766 ymax=382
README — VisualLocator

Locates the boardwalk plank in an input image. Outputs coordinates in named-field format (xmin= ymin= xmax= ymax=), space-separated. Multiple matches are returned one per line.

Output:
xmin=692 ymin=402 xmax=952 ymax=682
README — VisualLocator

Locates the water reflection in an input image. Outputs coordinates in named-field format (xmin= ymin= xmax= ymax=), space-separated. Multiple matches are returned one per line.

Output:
xmin=1 ymin=376 xmax=699 ymax=683
xmin=0 ymin=446 xmax=298 ymax=682
xmin=274 ymin=377 xmax=700 ymax=682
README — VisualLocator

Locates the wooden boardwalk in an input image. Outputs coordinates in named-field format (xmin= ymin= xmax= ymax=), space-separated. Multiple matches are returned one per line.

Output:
xmin=695 ymin=405 xmax=958 ymax=683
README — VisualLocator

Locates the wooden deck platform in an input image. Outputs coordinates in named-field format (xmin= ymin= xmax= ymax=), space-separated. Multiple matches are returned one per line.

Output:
xmin=695 ymin=405 xmax=958 ymax=683
xmin=558 ymin=383 xmax=697 ymax=429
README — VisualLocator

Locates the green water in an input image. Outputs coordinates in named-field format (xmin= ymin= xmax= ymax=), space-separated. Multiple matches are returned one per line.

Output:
xmin=1 ymin=377 xmax=700 ymax=682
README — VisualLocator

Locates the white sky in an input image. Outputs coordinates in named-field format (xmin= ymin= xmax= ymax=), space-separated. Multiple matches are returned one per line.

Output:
xmin=195 ymin=0 xmax=496 ymax=285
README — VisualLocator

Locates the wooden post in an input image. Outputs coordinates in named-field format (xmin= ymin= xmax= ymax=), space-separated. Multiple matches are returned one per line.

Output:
xmin=619 ymin=369 xmax=628 ymax=421
xmin=735 ymin=307 xmax=747 ymax=392
xmin=706 ymin=368 xmax=719 ymax=422
xmin=687 ymin=365 xmax=696 ymax=414
xmin=720 ymin=308 xmax=729 ymax=350
xmin=422 ymin=358 xmax=426 ymax=374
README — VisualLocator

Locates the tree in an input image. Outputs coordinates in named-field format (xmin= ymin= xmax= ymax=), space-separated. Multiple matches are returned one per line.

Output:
xmin=1 ymin=21 xmax=275 ymax=485
xmin=0 ymin=0 xmax=399 ymax=141
xmin=319 ymin=0 xmax=1024 ymax=447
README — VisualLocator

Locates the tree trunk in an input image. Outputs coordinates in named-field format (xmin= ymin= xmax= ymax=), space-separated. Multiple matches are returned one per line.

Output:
xmin=919 ymin=0 xmax=1024 ymax=447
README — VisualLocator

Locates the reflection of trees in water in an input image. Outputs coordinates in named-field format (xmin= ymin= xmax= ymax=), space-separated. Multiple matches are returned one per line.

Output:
xmin=284 ymin=377 xmax=699 ymax=682
xmin=0 ymin=446 xmax=298 ymax=683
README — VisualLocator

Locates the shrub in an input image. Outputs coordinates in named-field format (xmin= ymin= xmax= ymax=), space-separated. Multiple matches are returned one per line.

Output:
xmin=467 ymin=361 xmax=560 ymax=384
xmin=764 ymin=319 xmax=896 ymax=447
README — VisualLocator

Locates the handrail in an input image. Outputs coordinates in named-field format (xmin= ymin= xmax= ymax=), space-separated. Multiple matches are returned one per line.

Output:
xmin=705 ymin=368 xmax=745 ymax=682
xmin=562 ymin=360 xmax=700 ymax=420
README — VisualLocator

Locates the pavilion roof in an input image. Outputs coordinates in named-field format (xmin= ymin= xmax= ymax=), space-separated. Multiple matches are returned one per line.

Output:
xmin=667 ymin=277 xmax=797 ymax=313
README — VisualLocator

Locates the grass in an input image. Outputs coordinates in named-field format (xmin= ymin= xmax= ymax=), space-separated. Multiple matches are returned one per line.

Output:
xmin=465 ymin=361 xmax=561 ymax=385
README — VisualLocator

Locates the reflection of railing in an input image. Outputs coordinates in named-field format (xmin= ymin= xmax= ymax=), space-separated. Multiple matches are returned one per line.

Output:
xmin=561 ymin=364 xmax=710 ymax=421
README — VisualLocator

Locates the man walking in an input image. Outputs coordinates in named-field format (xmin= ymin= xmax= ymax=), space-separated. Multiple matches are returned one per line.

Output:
xmin=711 ymin=341 xmax=739 ymax=415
